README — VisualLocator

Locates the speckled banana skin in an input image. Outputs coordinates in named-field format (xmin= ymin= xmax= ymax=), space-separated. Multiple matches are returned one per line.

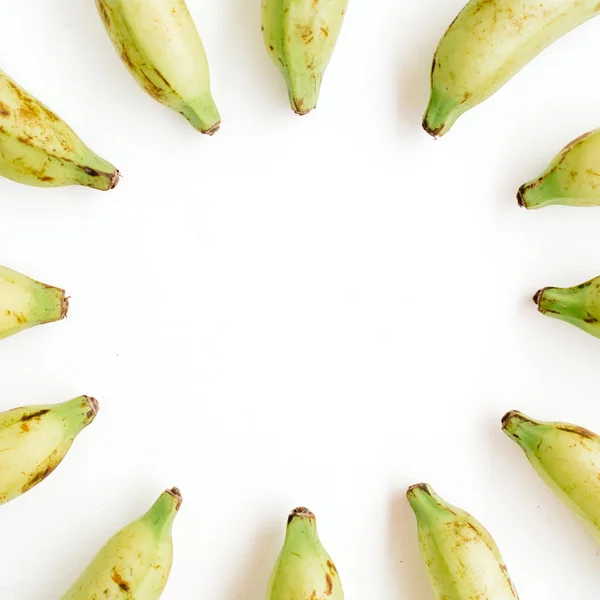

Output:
xmin=503 ymin=411 xmax=600 ymax=542
xmin=519 ymin=129 xmax=600 ymax=208
xmin=534 ymin=275 xmax=600 ymax=339
xmin=407 ymin=484 xmax=519 ymax=600
xmin=0 ymin=71 xmax=118 ymax=189
xmin=262 ymin=0 xmax=349 ymax=115
xmin=62 ymin=488 xmax=181 ymax=600
xmin=96 ymin=0 xmax=220 ymax=134
xmin=424 ymin=0 xmax=600 ymax=137
xmin=267 ymin=507 xmax=343 ymax=600
xmin=0 ymin=396 xmax=98 ymax=505
xmin=0 ymin=265 xmax=68 ymax=340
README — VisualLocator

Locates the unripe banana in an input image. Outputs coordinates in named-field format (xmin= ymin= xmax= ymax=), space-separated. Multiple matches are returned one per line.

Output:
xmin=0 ymin=395 xmax=98 ymax=504
xmin=534 ymin=275 xmax=600 ymax=339
xmin=0 ymin=265 xmax=68 ymax=340
xmin=503 ymin=411 xmax=600 ymax=542
xmin=96 ymin=0 xmax=221 ymax=135
xmin=267 ymin=507 xmax=343 ymax=600
xmin=0 ymin=70 xmax=118 ymax=189
xmin=407 ymin=483 xmax=519 ymax=600
xmin=261 ymin=0 xmax=349 ymax=115
xmin=424 ymin=0 xmax=600 ymax=137
xmin=62 ymin=488 xmax=181 ymax=600
xmin=518 ymin=129 xmax=600 ymax=208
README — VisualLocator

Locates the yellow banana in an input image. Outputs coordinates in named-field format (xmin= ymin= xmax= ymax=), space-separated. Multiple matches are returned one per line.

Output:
xmin=407 ymin=483 xmax=520 ymax=600
xmin=262 ymin=0 xmax=349 ymax=115
xmin=96 ymin=0 xmax=221 ymax=134
xmin=62 ymin=488 xmax=181 ymax=600
xmin=424 ymin=0 xmax=600 ymax=137
xmin=519 ymin=129 xmax=600 ymax=208
xmin=267 ymin=507 xmax=343 ymax=600
xmin=0 ymin=396 xmax=98 ymax=504
xmin=503 ymin=411 xmax=600 ymax=543
xmin=0 ymin=70 xmax=118 ymax=189
xmin=0 ymin=265 xmax=67 ymax=341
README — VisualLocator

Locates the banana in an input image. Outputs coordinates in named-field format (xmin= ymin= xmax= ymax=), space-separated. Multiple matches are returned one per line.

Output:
xmin=534 ymin=275 xmax=600 ymax=339
xmin=424 ymin=0 xmax=600 ymax=137
xmin=407 ymin=483 xmax=519 ymax=600
xmin=0 ymin=395 xmax=98 ymax=504
xmin=503 ymin=411 xmax=600 ymax=542
xmin=518 ymin=129 xmax=600 ymax=208
xmin=0 ymin=70 xmax=118 ymax=189
xmin=0 ymin=265 xmax=68 ymax=340
xmin=62 ymin=488 xmax=181 ymax=600
xmin=96 ymin=0 xmax=221 ymax=135
xmin=261 ymin=0 xmax=349 ymax=115
xmin=267 ymin=507 xmax=343 ymax=600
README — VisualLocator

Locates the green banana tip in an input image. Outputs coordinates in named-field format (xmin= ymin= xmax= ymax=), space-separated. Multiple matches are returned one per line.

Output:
xmin=406 ymin=482 xmax=433 ymax=502
xmin=287 ymin=506 xmax=315 ymax=524
xmin=166 ymin=487 xmax=183 ymax=510
xmin=109 ymin=170 xmax=121 ymax=190
xmin=517 ymin=185 xmax=527 ymax=208
xmin=61 ymin=294 xmax=70 ymax=319
xmin=501 ymin=410 xmax=534 ymax=439
xmin=533 ymin=288 xmax=546 ymax=309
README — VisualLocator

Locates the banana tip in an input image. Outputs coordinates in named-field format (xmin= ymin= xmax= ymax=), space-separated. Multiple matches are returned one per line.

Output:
xmin=533 ymin=288 xmax=545 ymax=307
xmin=406 ymin=482 xmax=431 ymax=497
xmin=501 ymin=410 xmax=522 ymax=429
xmin=85 ymin=396 xmax=99 ymax=418
xmin=517 ymin=185 xmax=527 ymax=208
xmin=166 ymin=487 xmax=183 ymax=510
xmin=110 ymin=170 xmax=121 ymax=190
xmin=288 ymin=507 xmax=315 ymax=524
xmin=204 ymin=122 xmax=221 ymax=136
xmin=61 ymin=295 xmax=70 ymax=319
xmin=422 ymin=119 xmax=441 ymax=139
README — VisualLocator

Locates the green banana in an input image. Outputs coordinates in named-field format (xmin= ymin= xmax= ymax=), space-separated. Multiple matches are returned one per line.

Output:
xmin=0 ymin=396 xmax=98 ymax=504
xmin=518 ymin=129 xmax=600 ymax=208
xmin=261 ymin=0 xmax=349 ymax=115
xmin=424 ymin=0 xmax=600 ymax=137
xmin=0 ymin=265 xmax=68 ymax=340
xmin=62 ymin=488 xmax=181 ymax=600
xmin=503 ymin=411 xmax=600 ymax=542
xmin=0 ymin=70 xmax=118 ymax=189
xmin=534 ymin=275 xmax=600 ymax=339
xmin=407 ymin=483 xmax=519 ymax=600
xmin=267 ymin=507 xmax=343 ymax=600
xmin=96 ymin=0 xmax=221 ymax=135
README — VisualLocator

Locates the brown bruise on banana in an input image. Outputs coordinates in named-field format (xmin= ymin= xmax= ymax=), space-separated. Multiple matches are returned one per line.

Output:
xmin=0 ymin=77 xmax=117 ymax=188
xmin=97 ymin=1 xmax=180 ymax=105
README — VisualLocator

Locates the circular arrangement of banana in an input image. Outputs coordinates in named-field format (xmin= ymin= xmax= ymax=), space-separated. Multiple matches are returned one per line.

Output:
xmin=2 ymin=0 xmax=600 ymax=598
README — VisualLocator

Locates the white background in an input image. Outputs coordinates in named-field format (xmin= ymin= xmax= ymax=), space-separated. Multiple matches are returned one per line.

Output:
xmin=0 ymin=0 xmax=599 ymax=598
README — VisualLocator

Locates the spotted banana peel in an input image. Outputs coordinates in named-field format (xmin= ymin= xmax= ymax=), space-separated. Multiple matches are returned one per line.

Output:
xmin=534 ymin=274 xmax=600 ymax=339
xmin=518 ymin=129 xmax=600 ymax=208
xmin=0 ymin=396 xmax=98 ymax=505
xmin=267 ymin=507 xmax=343 ymax=600
xmin=62 ymin=488 xmax=182 ymax=600
xmin=0 ymin=265 xmax=68 ymax=341
xmin=96 ymin=0 xmax=221 ymax=135
xmin=0 ymin=70 xmax=118 ymax=189
xmin=407 ymin=483 xmax=519 ymax=600
xmin=503 ymin=411 xmax=600 ymax=543
xmin=424 ymin=0 xmax=600 ymax=137
xmin=261 ymin=0 xmax=349 ymax=115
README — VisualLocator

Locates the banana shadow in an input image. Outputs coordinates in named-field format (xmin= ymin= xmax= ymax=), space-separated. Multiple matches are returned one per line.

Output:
xmin=388 ymin=492 xmax=431 ymax=600
xmin=225 ymin=521 xmax=280 ymax=600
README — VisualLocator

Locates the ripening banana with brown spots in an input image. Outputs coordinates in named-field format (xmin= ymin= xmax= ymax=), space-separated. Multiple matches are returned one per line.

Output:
xmin=0 ymin=265 xmax=68 ymax=340
xmin=0 ymin=396 xmax=98 ymax=504
xmin=95 ymin=0 xmax=221 ymax=134
xmin=262 ymin=0 xmax=349 ymax=115
xmin=424 ymin=0 xmax=600 ymax=137
xmin=0 ymin=70 xmax=118 ymax=189
xmin=62 ymin=488 xmax=182 ymax=600
xmin=267 ymin=507 xmax=344 ymax=600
